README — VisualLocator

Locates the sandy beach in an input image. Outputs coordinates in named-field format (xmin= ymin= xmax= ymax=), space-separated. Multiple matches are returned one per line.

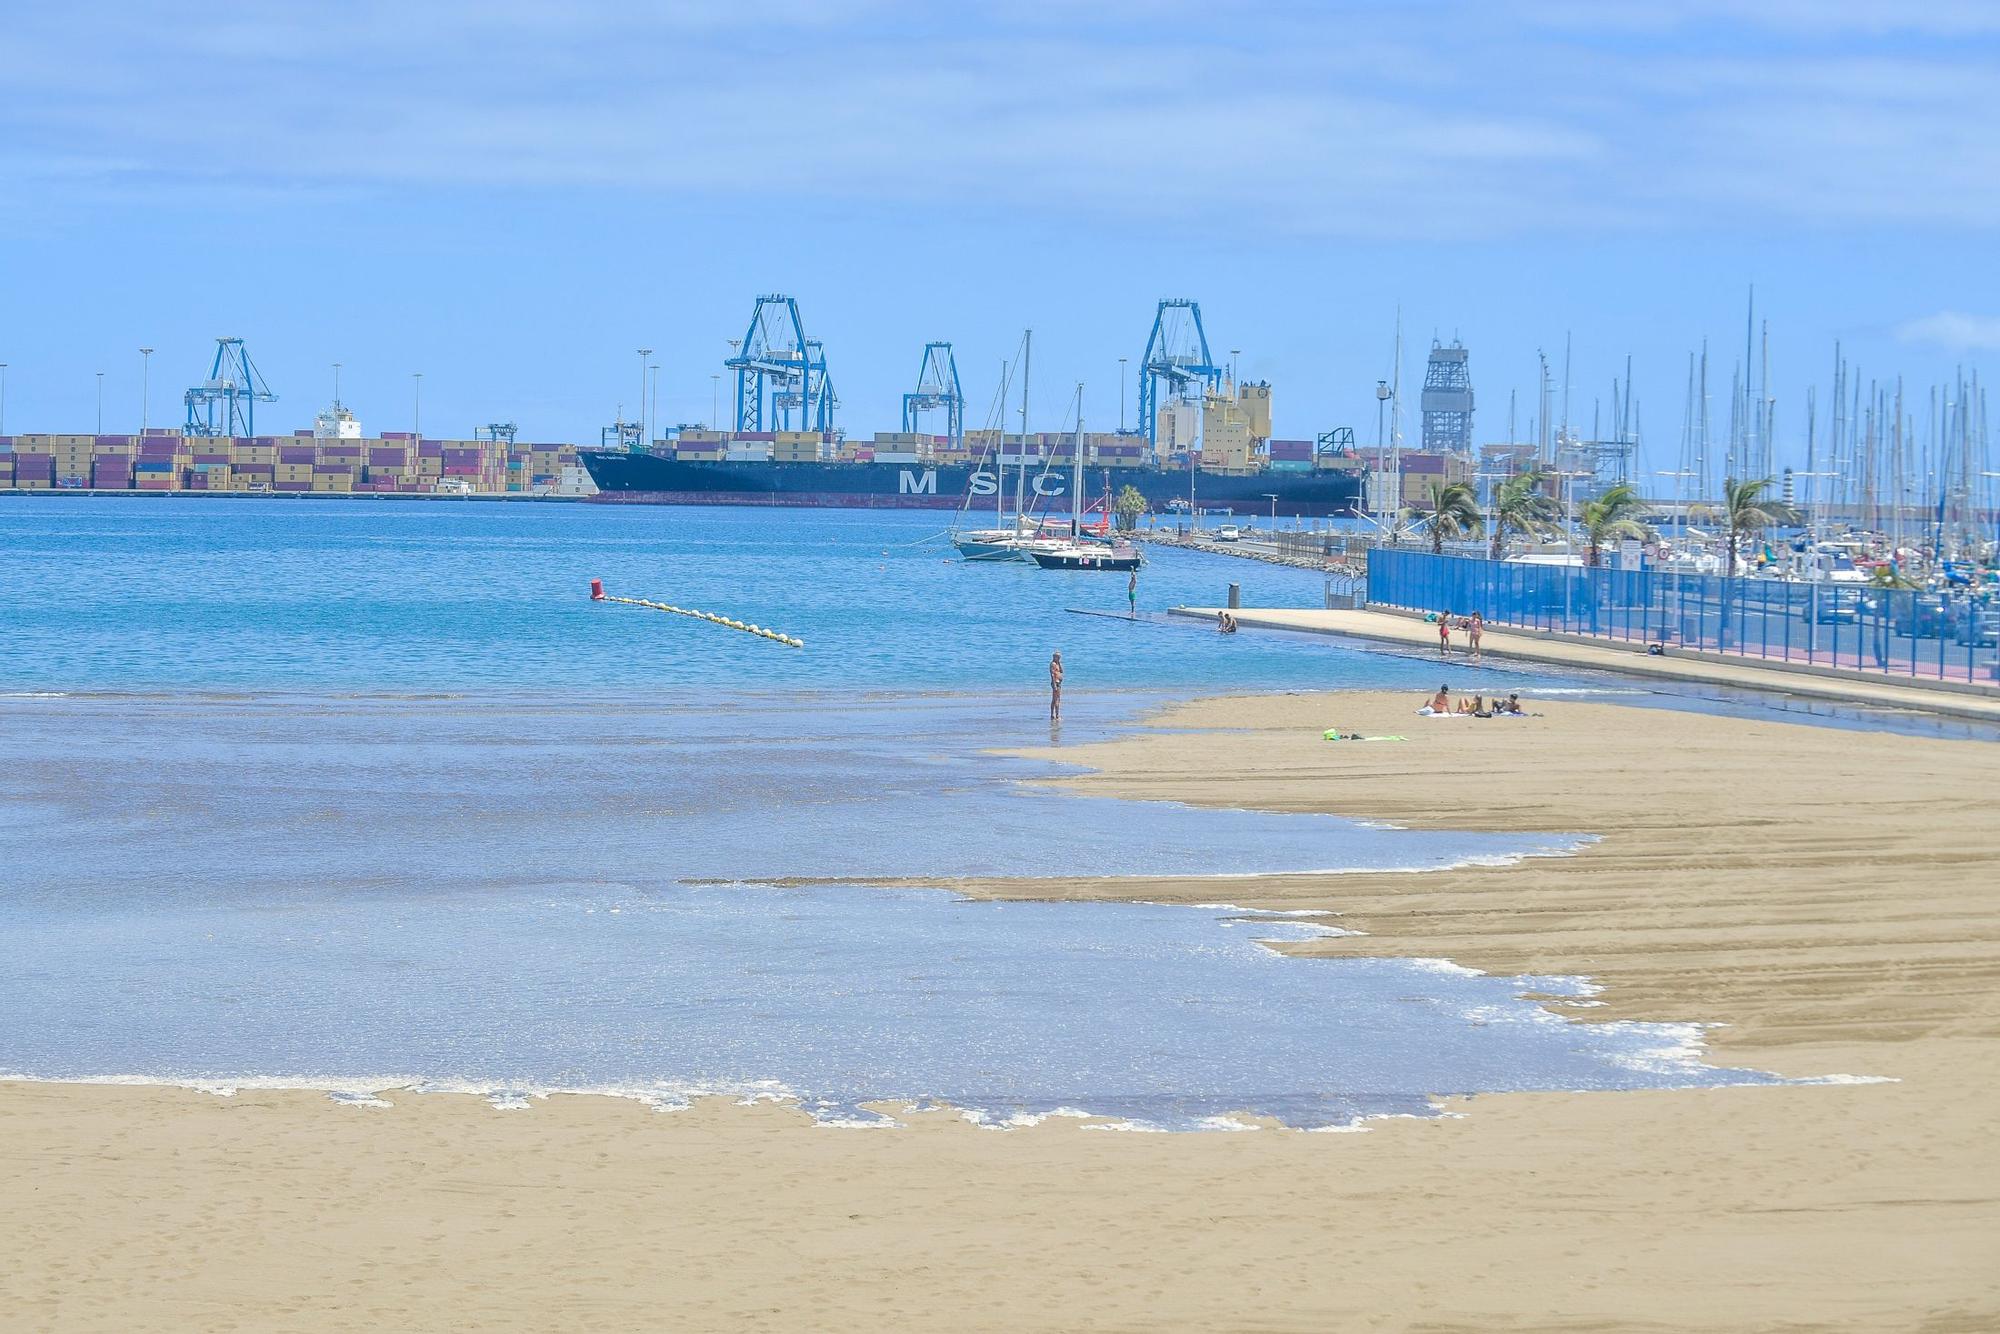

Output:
xmin=4 ymin=690 xmax=1997 ymax=1331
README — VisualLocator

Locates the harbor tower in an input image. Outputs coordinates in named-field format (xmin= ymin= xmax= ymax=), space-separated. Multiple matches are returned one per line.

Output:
xmin=1420 ymin=340 xmax=1474 ymax=455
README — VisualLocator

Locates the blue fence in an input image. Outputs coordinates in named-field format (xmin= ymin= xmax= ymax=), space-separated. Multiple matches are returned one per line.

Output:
xmin=1367 ymin=548 xmax=2000 ymax=685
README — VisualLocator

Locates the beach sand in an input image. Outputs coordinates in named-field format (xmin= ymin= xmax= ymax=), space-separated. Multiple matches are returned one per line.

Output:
xmin=4 ymin=691 xmax=1996 ymax=1331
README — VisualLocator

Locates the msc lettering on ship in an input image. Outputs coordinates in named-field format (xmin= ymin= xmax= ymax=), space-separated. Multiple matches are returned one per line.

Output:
xmin=960 ymin=471 xmax=1066 ymax=498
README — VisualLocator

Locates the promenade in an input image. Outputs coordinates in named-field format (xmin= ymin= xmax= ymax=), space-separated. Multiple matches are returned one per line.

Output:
xmin=1173 ymin=605 xmax=2000 ymax=722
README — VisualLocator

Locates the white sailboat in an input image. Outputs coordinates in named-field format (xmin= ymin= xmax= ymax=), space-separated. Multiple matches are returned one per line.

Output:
xmin=1029 ymin=387 xmax=1143 ymax=572
xmin=954 ymin=330 xmax=1039 ymax=562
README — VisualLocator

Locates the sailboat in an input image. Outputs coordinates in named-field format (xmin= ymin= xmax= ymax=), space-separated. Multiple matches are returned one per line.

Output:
xmin=1030 ymin=388 xmax=1143 ymax=572
xmin=953 ymin=331 xmax=1040 ymax=562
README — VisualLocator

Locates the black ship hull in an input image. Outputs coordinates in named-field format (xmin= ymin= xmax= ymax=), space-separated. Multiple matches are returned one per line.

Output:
xmin=579 ymin=451 xmax=1362 ymax=517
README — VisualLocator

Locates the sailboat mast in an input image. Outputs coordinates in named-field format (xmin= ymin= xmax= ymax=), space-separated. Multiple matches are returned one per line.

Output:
xmin=1017 ymin=330 xmax=1033 ymax=526
xmin=1072 ymin=385 xmax=1085 ymax=538
xmin=996 ymin=358 xmax=1007 ymax=527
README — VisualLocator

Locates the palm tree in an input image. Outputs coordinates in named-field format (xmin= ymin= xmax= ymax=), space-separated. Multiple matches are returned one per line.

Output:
xmin=1698 ymin=477 xmax=1799 ymax=575
xmin=1112 ymin=484 xmax=1147 ymax=533
xmin=1578 ymin=482 xmax=1649 ymax=567
xmin=1424 ymin=480 xmax=1483 ymax=554
xmin=1489 ymin=469 xmax=1556 ymax=558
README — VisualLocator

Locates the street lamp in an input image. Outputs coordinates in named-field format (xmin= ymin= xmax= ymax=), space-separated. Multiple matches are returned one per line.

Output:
xmin=0 ymin=363 xmax=7 ymax=435
xmin=412 ymin=373 xmax=423 ymax=436
xmin=1230 ymin=349 xmax=1241 ymax=387
xmin=1654 ymin=469 xmax=1697 ymax=548
xmin=648 ymin=364 xmax=659 ymax=446
xmin=637 ymin=349 xmax=652 ymax=445
xmin=710 ymin=374 xmax=721 ymax=429
xmin=96 ymin=371 xmax=105 ymax=434
xmin=1374 ymin=380 xmax=1393 ymax=532
xmin=1118 ymin=357 xmax=1127 ymax=433
xmin=1262 ymin=492 xmax=1278 ymax=534
xmin=139 ymin=348 xmax=153 ymax=433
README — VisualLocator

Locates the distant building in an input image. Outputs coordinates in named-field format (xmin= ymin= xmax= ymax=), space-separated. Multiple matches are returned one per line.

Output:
xmin=1420 ymin=341 xmax=1474 ymax=455
xmin=313 ymin=403 xmax=362 ymax=440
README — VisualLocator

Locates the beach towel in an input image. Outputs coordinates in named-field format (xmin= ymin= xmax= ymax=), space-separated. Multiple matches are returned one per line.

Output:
xmin=1415 ymin=708 xmax=1466 ymax=718
xmin=1323 ymin=731 xmax=1408 ymax=742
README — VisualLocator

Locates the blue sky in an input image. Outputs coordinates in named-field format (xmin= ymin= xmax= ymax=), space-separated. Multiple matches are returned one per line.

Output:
xmin=1 ymin=1 xmax=1994 ymax=475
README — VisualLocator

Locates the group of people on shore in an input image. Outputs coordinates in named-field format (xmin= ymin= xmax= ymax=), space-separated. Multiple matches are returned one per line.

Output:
xmin=1434 ymin=609 xmax=1484 ymax=660
xmin=1422 ymin=685 xmax=1527 ymax=718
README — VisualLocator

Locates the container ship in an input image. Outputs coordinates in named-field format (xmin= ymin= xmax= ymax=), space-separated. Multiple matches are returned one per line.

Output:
xmin=580 ymin=448 xmax=1362 ymax=516
xmin=582 ymin=379 xmax=1367 ymax=518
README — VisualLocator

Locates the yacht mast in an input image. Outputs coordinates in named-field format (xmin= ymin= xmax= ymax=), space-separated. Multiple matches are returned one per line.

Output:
xmin=1016 ymin=330 xmax=1032 ymax=527
xmin=1072 ymin=384 xmax=1085 ymax=537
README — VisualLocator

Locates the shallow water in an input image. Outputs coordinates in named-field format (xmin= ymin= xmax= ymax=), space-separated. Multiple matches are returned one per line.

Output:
xmin=0 ymin=499 xmax=1799 ymax=1127
xmin=0 ymin=688 xmax=1790 ymax=1128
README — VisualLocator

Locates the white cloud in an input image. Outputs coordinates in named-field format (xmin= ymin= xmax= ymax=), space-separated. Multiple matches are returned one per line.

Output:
xmin=1 ymin=2 xmax=1996 ymax=237
xmin=1894 ymin=312 xmax=2000 ymax=352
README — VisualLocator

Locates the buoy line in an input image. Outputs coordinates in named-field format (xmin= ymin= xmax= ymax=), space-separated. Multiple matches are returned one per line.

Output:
xmin=589 ymin=580 xmax=803 ymax=648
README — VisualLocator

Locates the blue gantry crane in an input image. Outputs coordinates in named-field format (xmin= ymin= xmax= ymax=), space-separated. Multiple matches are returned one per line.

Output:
xmin=184 ymin=337 xmax=276 ymax=437
xmin=1135 ymin=299 xmax=1224 ymax=451
xmin=726 ymin=295 xmax=835 ymax=433
xmin=900 ymin=342 xmax=964 ymax=451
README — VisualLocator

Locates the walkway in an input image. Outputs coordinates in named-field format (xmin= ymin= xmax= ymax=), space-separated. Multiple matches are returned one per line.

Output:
xmin=1172 ymin=606 xmax=2000 ymax=723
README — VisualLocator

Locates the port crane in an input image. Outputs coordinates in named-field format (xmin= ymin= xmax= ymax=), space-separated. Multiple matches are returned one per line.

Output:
xmin=726 ymin=295 xmax=835 ymax=433
xmin=184 ymin=337 xmax=276 ymax=437
xmin=900 ymin=342 xmax=964 ymax=451
xmin=1134 ymin=299 xmax=1224 ymax=452
xmin=475 ymin=422 xmax=518 ymax=446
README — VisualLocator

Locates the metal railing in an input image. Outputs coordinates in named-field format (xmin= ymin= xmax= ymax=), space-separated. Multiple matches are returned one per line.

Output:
xmin=1367 ymin=549 xmax=2000 ymax=686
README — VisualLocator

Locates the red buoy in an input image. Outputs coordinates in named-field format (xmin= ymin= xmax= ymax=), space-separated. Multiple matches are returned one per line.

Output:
xmin=589 ymin=579 xmax=606 ymax=601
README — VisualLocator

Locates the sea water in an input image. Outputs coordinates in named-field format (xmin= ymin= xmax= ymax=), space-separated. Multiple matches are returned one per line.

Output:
xmin=0 ymin=499 xmax=1784 ymax=1127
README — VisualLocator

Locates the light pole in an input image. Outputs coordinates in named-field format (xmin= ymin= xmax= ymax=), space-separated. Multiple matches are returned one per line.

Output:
xmin=1230 ymin=349 xmax=1241 ymax=387
xmin=1262 ymin=493 xmax=1278 ymax=534
xmin=0 ymin=363 xmax=8 ymax=435
xmin=96 ymin=371 xmax=105 ymax=434
xmin=710 ymin=374 xmax=720 ymax=429
xmin=413 ymin=373 xmax=423 ymax=437
xmin=1374 ymin=380 xmax=1392 ymax=533
xmin=139 ymin=348 xmax=153 ymax=433
xmin=1118 ymin=357 xmax=1127 ymax=433
xmin=648 ymin=364 xmax=659 ymax=446
xmin=637 ymin=349 xmax=652 ymax=445
xmin=1654 ymin=469 xmax=1696 ymax=549
xmin=333 ymin=362 xmax=342 ymax=404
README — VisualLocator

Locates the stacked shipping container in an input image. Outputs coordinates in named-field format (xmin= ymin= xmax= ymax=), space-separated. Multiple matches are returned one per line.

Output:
xmin=0 ymin=432 xmax=578 ymax=495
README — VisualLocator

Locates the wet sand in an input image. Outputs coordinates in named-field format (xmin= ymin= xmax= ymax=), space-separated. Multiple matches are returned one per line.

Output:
xmin=4 ymin=691 xmax=1997 ymax=1331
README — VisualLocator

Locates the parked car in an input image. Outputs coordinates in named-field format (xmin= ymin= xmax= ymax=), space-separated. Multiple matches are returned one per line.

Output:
xmin=1891 ymin=593 xmax=1950 ymax=638
xmin=1803 ymin=586 xmax=1865 ymax=624
xmin=1214 ymin=524 xmax=1241 ymax=542
xmin=1954 ymin=602 xmax=1999 ymax=647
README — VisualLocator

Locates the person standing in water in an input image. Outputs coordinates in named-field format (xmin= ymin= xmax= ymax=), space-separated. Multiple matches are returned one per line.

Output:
xmin=1438 ymin=610 xmax=1453 ymax=656
xmin=1049 ymin=651 xmax=1064 ymax=720
xmin=1127 ymin=568 xmax=1138 ymax=619
xmin=1468 ymin=610 xmax=1484 ymax=663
